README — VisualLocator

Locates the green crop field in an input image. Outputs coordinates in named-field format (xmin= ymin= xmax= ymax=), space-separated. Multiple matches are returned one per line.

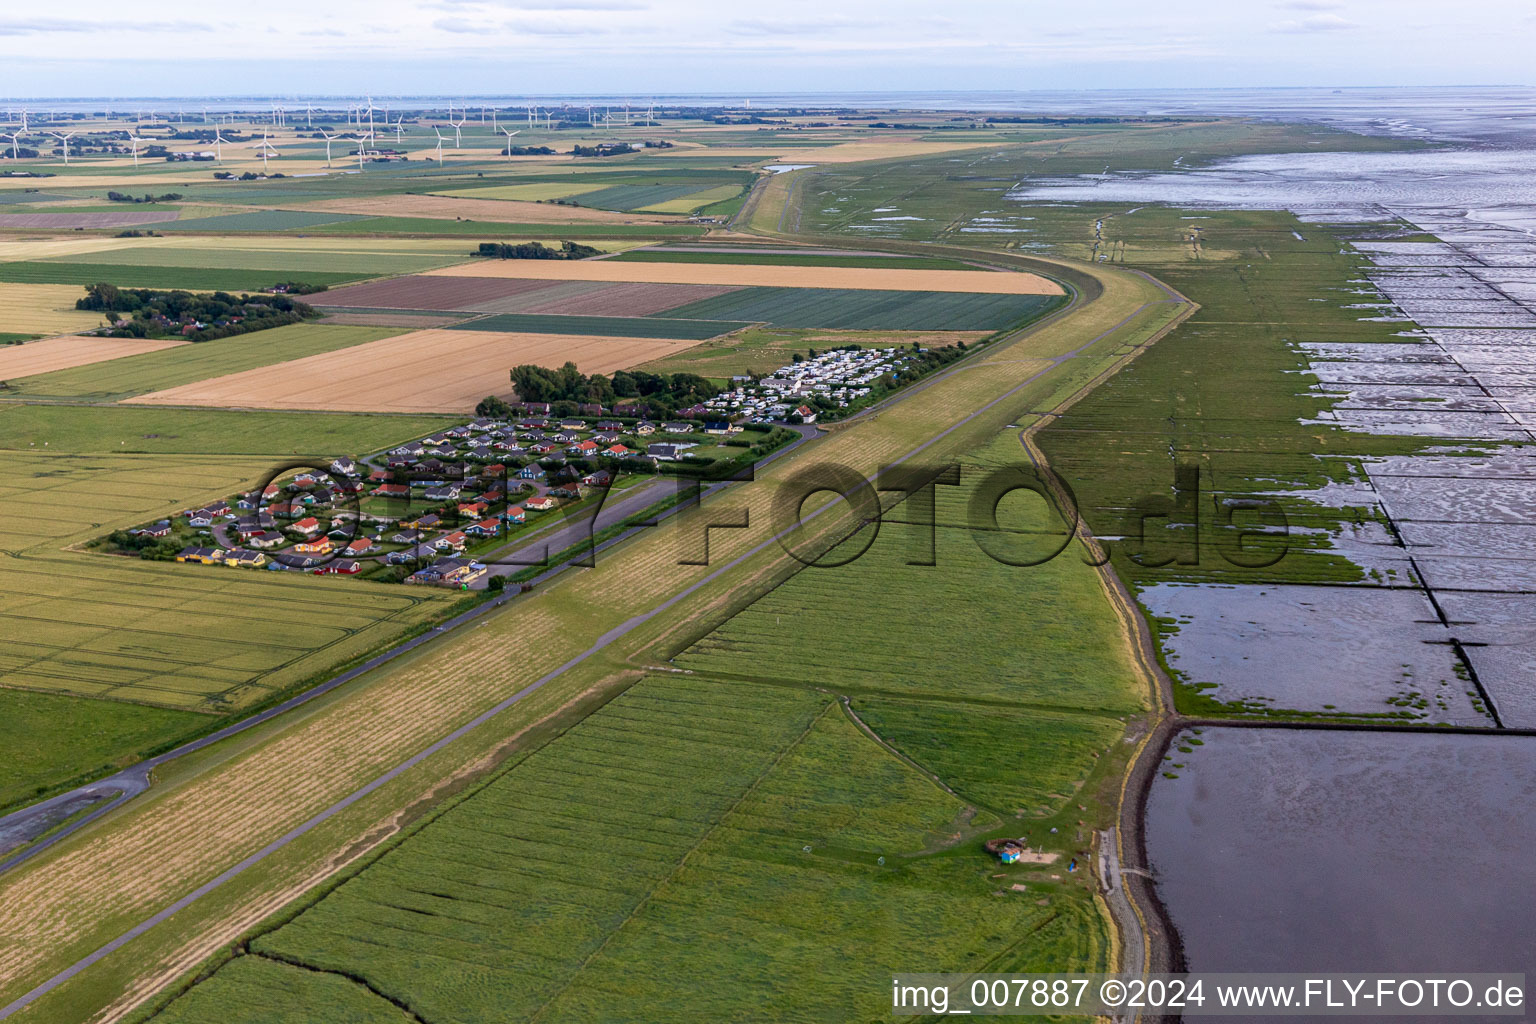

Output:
xmin=0 ymin=404 xmax=458 ymax=455
xmin=447 ymin=312 xmax=751 ymax=340
xmin=318 ymin=217 xmax=709 ymax=238
xmin=36 ymin=246 xmax=465 ymax=276
xmin=678 ymin=513 xmax=1142 ymax=710
xmin=849 ymin=697 xmax=1124 ymax=817
xmin=0 ymin=688 xmax=206 ymax=813
xmin=574 ymin=182 xmax=710 ymax=211
xmin=0 ymin=262 xmax=364 ymax=291
xmin=655 ymin=286 xmax=1064 ymax=331
xmin=150 ymin=675 xmax=1107 ymax=1022
xmin=613 ymin=250 xmax=985 ymax=270
xmin=7 ymin=324 xmax=406 ymax=401
xmin=155 ymin=210 xmax=373 ymax=232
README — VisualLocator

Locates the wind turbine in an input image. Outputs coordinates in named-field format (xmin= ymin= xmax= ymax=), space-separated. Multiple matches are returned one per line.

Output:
xmin=449 ymin=117 xmax=464 ymax=149
xmin=318 ymin=129 xmax=337 ymax=167
xmin=127 ymin=135 xmax=147 ymax=169
xmin=213 ymin=126 xmax=225 ymax=163
xmin=50 ymin=129 xmax=76 ymax=164
xmin=2 ymin=131 xmax=19 ymax=162
xmin=305 ymin=102 xmax=313 ymax=128
xmin=433 ymin=128 xmax=445 ymax=164
xmin=391 ymin=117 xmax=405 ymax=145
xmin=364 ymin=96 xmax=376 ymax=146
xmin=259 ymin=129 xmax=278 ymax=172
xmin=500 ymin=128 xmax=520 ymax=159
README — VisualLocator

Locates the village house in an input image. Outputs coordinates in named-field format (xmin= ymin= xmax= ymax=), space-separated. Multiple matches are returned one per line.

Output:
xmin=294 ymin=537 xmax=332 ymax=555
xmin=246 ymin=530 xmax=283 ymax=549
xmin=176 ymin=546 xmax=223 ymax=565
xmin=465 ymin=518 xmax=502 ymax=538
xmin=289 ymin=517 xmax=323 ymax=539
xmin=316 ymin=559 xmax=363 ymax=575
xmin=222 ymin=549 xmax=267 ymax=568
xmin=525 ymin=496 xmax=557 ymax=512
xmin=344 ymin=537 xmax=376 ymax=557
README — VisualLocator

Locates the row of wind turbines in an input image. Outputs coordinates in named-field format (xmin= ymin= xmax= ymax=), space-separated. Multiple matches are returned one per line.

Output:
xmin=1 ymin=97 xmax=667 ymax=172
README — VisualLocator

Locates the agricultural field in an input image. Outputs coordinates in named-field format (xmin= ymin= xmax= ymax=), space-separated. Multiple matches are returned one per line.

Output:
xmin=294 ymin=193 xmax=676 ymax=225
xmin=0 ymin=404 xmax=459 ymax=455
xmin=33 ymin=243 xmax=468 ymax=276
xmin=0 ymin=687 xmax=205 ymax=813
xmin=124 ymin=327 xmax=713 ymax=412
xmin=447 ymin=311 xmax=748 ymax=340
xmin=149 ymin=675 xmax=1108 ymax=1023
xmin=0 ymin=261 xmax=364 ymax=291
xmin=612 ymin=248 xmax=986 ymax=270
xmin=0 ymin=283 xmax=108 ymax=335
xmin=422 ymin=257 xmax=1064 ymax=294
xmin=658 ymin=285 xmax=1063 ymax=330
xmin=0 ymin=334 xmax=184 ymax=381
xmin=3 ymin=323 xmax=407 ymax=401
xmin=315 ymin=273 xmax=743 ymax=317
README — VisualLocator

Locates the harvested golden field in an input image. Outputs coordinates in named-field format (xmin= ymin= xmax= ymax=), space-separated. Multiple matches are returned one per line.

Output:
xmin=124 ymin=328 xmax=707 ymax=413
xmin=0 ymin=284 xmax=112 ymax=334
xmin=294 ymin=194 xmax=672 ymax=225
xmin=0 ymin=335 xmax=184 ymax=378
xmin=422 ymin=258 xmax=1063 ymax=295
xmin=0 ymin=237 xmax=148 ymax=261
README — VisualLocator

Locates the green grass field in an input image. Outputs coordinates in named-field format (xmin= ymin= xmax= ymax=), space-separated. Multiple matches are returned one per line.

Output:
xmin=0 ymin=688 xmax=206 ymax=812
xmin=678 ymin=516 xmax=1142 ymax=711
xmin=0 ymin=332 xmax=39 ymax=344
xmin=7 ymin=323 xmax=405 ymax=401
xmin=0 ymin=262 xmax=365 ymax=291
xmin=151 ymin=675 xmax=1104 ymax=1022
xmin=447 ymin=311 xmax=751 ymax=340
xmin=318 ymin=217 xmax=708 ymax=238
xmin=0 ymin=405 xmax=458 ymax=455
xmin=36 ymin=246 xmax=465 ymax=276
xmin=656 ymin=286 xmax=1063 ymax=331
xmin=156 ymin=210 xmax=372 ymax=232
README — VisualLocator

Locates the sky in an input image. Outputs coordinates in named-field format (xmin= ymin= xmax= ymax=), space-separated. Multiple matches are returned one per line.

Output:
xmin=0 ymin=0 xmax=1532 ymax=98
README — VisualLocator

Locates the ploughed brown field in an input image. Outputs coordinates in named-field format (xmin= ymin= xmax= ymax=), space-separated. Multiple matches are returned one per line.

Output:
xmin=420 ymin=259 xmax=1064 ymax=295
xmin=315 ymin=274 xmax=740 ymax=316
xmin=293 ymin=194 xmax=673 ymax=225
xmin=121 ymin=328 xmax=709 ymax=413
xmin=0 ymin=335 xmax=186 ymax=377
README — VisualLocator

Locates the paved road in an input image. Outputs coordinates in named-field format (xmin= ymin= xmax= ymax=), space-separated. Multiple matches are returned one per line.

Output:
xmin=0 ymin=269 xmax=1114 ymax=1017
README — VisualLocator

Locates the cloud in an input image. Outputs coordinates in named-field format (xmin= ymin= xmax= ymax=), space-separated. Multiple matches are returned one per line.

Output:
xmin=1269 ymin=12 xmax=1358 ymax=31
xmin=1273 ymin=0 xmax=1344 ymax=8
xmin=0 ymin=17 xmax=212 ymax=34
xmin=726 ymin=16 xmax=876 ymax=36
xmin=433 ymin=16 xmax=480 ymax=32
xmin=505 ymin=15 xmax=610 ymax=33
xmin=431 ymin=0 xmax=644 ymax=8
xmin=502 ymin=0 xmax=644 ymax=8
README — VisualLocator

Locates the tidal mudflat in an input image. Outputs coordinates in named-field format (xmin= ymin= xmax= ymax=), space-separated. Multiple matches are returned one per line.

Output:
xmin=1142 ymin=583 xmax=1490 ymax=723
xmin=1145 ymin=728 xmax=1536 ymax=975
